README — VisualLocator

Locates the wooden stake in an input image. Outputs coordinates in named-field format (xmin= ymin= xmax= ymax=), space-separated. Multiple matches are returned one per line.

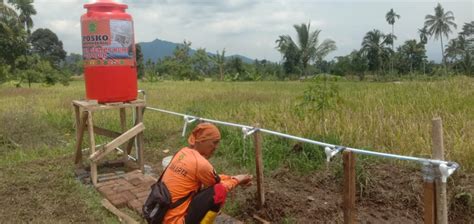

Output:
xmin=432 ymin=117 xmax=447 ymax=224
xmin=423 ymin=174 xmax=436 ymax=224
xmin=343 ymin=150 xmax=356 ymax=224
xmin=87 ymin=111 xmax=98 ymax=185
xmin=253 ymin=124 xmax=265 ymax=209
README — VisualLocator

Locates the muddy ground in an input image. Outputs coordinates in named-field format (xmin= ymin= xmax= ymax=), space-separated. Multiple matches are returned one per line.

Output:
xmin=230 ymin=162 xmax=474 ymax=224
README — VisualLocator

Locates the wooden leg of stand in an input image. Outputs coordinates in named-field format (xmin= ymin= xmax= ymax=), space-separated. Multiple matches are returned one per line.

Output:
xmin=74 ymin=111 xmax=88 ymax=167
xmin=135 ymin=106 xmax=145 ymax=173
xmin=120 ymin=108 xmax=127 ymax=161
xmin=87 ymin=111 xmax=98 ymax=185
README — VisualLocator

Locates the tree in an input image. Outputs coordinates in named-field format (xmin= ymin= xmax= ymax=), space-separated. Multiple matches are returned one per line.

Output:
xmin=460 ymin=21 xmax=474 ymax=38
xmin=396 ymin=40 xmax=427 ymax=74
xmin=445 ymin=35 xmax=473 ymax=76
xmin=226 ymin=56 xmax=245 ymax=77
xmin=418 ymin=26 xmax=429 ymax=44
xmin=0 ymin=1 xmax=28 ymax=73
xmin=424 ymin=3 xmax=457 ymax=74
xmin=29 ymin=28 xmax=66 ymax=68
xmin=211 ymin=49 xmax=226 ymax=81
xmin=361 ymin=29 xmax=393 ymax=73
xmin=163 ymin=40 xmax=199 ymax=80
xmin=63 ymin=53 xmax=83 ymax=75
xmin=459 ymin=21 xmax=474 ymax=76
xmin=276 ymin=22 xmax=336 ymax=77
xmin=276 ymin=35 xmax=300 ymax=75
xmin=8 ymin=0 xmax=36 ymax=34
xmin=191 ymin=48 xmax=211 ymax=77
xmin=385 ymin=9 xmax=400 ymax=47
xmin=350 ymin=50 xmax=369 ymax=80
xmin=135 ymin=43 xmax=144 ymax=79
xmin=386 ymin=8 xmax=400 ymax=72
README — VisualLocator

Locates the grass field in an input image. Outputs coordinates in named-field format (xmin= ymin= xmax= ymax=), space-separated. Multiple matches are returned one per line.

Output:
xmin=0 ymin=77 xmax=473 ymax=222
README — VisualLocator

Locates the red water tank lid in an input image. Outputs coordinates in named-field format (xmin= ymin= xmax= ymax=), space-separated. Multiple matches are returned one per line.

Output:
xmin=84 ymin=0 xmax=127 ymax=10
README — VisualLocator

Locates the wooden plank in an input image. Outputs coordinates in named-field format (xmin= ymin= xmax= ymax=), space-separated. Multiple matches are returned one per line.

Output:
xmin=253 ymin=214 xmax=270 ymax=224
xmin=92 ymin=125 xmax=122 ymax=139
xmin=90 ymin=123 xmax=145 ymax=162
xmin=432 ymin=118 xmax=447 ymax=224
xmin=74 ymin=111 xmax=88 ymax=166
xmin=87 ymin=111 xmax=98 ymax=185
xmin=125 ymin=139 xmax=135 ymax=156
xmin=106 ymin=102 xmax=124 ymax=106
xmin=101 ymin=199 xmax=139 ymax=224
xmin=135 ymin=106 xmax=145 ymax=173
xmin=72 ymin=100 xmax=99 ymax=109
xmin=73 ymin=100 xmax=145 ymax=112
xmin=343 ymin=150 xmax=356 ymax=224
xmin=253 ymin=125 xmax=265 ymax=209
xmin=91 ymin=101 xmax=146 ymax=111
xmin=423 ymin=178 xmax=436 ymax=224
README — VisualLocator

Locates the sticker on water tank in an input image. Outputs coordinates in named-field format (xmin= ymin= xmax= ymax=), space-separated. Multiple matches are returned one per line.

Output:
xmin=81 ymin=19 xmax=135 ymax=67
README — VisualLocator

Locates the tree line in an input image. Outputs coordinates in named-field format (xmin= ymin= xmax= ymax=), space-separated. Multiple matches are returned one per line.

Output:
xmin=0 ymin=0 xmax=73 ymax=86
xmin=138 ymin=3 xmax=473 ymax=82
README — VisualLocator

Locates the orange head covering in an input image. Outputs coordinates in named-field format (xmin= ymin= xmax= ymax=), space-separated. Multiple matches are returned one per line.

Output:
xmin=188 ymin=123 xmax=221 ymax=146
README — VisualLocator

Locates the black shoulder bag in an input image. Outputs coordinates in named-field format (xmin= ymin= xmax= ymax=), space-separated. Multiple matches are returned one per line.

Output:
xmin=142 ymin=152 xmax=193 ymax=224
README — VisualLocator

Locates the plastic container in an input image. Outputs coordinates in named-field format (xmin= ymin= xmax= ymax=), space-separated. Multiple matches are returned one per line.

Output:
xmin=81 ymin=0 xmax=137 ymax=103
xmin=162 ymin=156 xmax=173 ymax=169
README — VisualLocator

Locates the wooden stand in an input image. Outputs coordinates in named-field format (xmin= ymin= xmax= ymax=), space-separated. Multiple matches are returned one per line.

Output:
xmin=73 ymin=99 xmax=146 ymax=185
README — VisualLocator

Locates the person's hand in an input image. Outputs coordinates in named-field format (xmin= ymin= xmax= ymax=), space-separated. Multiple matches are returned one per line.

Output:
xmin=233 ymin=174 xmax=253 ymax=187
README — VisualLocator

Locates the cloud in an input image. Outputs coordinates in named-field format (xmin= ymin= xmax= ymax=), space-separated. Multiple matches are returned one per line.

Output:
xmin=31 ymin=0 xmax=473 ymax=62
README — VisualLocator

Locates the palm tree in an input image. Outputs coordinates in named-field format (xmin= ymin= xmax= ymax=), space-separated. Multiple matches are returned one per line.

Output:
xmin=424 ymin=3 xmax=457 ymax=74
xmin=8 ymin=0 xmax=36 ymax=34
xmin=418 ymin=26 xmax=430 ymax=74
xmin=459 ymin=21 xmax=474 ymax=37
xmin=418 ymin=26 xmax=429 ymax=45
xmin=276 ymin=22 xmax=336 ymax=77
xmin=386 ymin=8 xmax=400 ymax=72
xmin=361 ymin=29 xmax=393 ymax=73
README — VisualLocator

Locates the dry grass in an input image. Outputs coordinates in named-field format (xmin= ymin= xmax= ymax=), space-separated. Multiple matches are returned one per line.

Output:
xmin=0 ymin=77 xmax=472 ymax=170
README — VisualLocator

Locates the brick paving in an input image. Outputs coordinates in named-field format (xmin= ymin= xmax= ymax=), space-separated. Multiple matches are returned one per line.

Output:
xmin=96 ymin=170 xmax=154 ymax=214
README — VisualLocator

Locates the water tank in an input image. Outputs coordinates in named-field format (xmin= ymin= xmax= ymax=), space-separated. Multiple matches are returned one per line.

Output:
xmin=81 ymin=0 xmax=137 ymax=103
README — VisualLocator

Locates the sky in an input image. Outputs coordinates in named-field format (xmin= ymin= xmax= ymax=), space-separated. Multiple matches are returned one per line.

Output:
xmin=31 ymin=0 xmax=473 ymax=62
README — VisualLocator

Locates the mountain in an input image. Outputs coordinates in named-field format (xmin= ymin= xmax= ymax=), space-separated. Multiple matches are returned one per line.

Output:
xmin=137 ymin=38 xmax=255 ymax=64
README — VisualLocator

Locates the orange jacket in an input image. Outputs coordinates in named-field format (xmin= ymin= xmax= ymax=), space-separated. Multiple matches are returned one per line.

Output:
xmin=161 ymin=147 xmax=239 ymax=224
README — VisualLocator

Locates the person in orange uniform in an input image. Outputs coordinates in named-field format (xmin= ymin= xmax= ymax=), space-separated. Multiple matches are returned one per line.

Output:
xmin=161 ymin=122 xmax=252 ymax=224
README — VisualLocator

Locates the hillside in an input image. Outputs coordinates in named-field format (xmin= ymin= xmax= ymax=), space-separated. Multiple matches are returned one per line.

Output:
xmin=137 ymin=38 xmax=255 ymax=63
